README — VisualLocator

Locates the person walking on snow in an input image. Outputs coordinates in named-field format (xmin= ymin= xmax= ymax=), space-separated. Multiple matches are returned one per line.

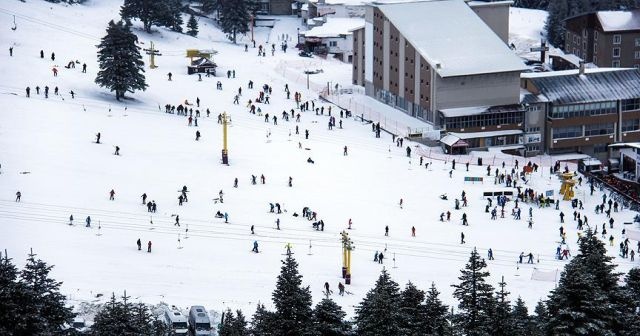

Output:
xmin=411 ymin=226 xmax=416 ymax=237
xmin=141 ymin=193 xmax=147 ymax=204
xmin=137 ymin=238 xmax=141 ymax=250
xmin=15 ymin=191 xmax=21 ymax=202
xmin=85 ymin=216 xmax=91 ymax=227
xmin=109 ymin=189 xmax=115 ymax=200
xmin=460 ymin=232 xmax=465 ymax=244
xmin=175 ymin=215 xmax=180 ymax=227
xmin=385 ymin=225 xmax=389 ymax=236
xmin=147 ymin=241 xmax=152 ymax=252
xmin=69 ymin=214 xmax=74 ymax=225
xmin=252 ymin=240 xmax=259 ymax=253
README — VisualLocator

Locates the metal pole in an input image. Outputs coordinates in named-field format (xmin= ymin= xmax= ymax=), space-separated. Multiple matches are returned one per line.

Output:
xmin=222 ymin=112 xmax=229 ymax=164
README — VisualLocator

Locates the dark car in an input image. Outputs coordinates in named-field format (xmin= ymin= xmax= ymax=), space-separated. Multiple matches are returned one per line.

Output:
xmin=299 ymin=51 xmax=312 ymax=58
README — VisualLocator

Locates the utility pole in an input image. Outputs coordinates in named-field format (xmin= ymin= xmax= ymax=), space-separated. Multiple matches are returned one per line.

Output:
xmin=221 ymin=112 xmax=229 ymax=164
xmin=143 ymin=41 xmax=161 ymax=69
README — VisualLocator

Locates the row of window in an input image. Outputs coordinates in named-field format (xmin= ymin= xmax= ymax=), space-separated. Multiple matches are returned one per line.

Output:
xmin=622 ymin=119 xmax=640 ymax=132
xmin=622 ymin=99 xmax=640 ymax=111
xmin=549 ymin=102 xmax=617 ymax=119
xmin=440 ymin=112 xmax=524 ymax=130
xmin=571 ymin=31 xmax=640 ymax=46
xmin=552 ymin=123 xmax=615 ymax=139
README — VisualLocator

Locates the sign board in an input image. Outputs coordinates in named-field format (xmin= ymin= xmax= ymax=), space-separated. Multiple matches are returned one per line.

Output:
xmin=525 ymin=133 xmax=541 ymax=144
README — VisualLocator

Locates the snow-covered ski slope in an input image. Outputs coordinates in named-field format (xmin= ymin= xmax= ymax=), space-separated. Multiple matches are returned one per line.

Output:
xmin=0 ymin=0 xmax=636 ymax=317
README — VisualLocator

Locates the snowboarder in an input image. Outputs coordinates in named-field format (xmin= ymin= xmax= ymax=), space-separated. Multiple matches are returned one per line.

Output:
xmin=147 ymin=241 xmax=152 ymax=253
xmin=15 ymin=191 xmax=21 ymax=202
xmin=137 ymin=238 xmax=141 ymax=250
xmin=109 ymin=189 xmax=115 ymax=200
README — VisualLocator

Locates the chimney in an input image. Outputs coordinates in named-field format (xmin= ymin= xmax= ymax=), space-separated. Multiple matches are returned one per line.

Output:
xmin=579 ymin=61 xmax=585 ymax=75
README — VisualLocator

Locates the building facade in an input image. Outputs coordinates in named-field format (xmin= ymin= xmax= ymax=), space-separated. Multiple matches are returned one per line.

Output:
xmin=257 ymin=0 xmax=295 ymax=15
xmin=565 ymin=10 xmax=640 ymax=69
xmin=521 ymin=67 xmax=640 ymax=159
xmin=352 ymin=0 xmax=526 ymax=149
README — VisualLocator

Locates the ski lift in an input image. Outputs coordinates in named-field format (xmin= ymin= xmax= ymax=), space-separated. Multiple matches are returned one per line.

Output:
xmin=11 ymin=15 xmax=17 ymax=31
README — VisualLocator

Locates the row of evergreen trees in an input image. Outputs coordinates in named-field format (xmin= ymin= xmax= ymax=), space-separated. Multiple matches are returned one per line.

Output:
xmin=525 ymin=0 xmax=640 ymax=48
xmin=120 ymin=0 xmax=200 ymax=36
xmin=2 ymin=229 xmax=640 ymax=335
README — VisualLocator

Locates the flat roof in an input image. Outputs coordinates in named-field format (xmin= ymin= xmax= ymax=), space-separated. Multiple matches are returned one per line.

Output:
xmin=375 ymin=0 xmax=526 ymax=77
xmin=301 ymin=18 xmax=364 ymax=38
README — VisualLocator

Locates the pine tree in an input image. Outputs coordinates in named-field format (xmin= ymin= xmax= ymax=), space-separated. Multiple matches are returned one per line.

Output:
xmin=546 ymin=262 xmax=613 ymax=335
xmin=451 ymin=248 xmax=495 ymax=336
xmin=491 ymin=276 xmax=513 ymax=336
xmin=312 ymin=298 xmax=351 ymax=336
xmin=220 ymin=0 xmax=250 ymax=43
xmin=187 ymin=14 xmax=199 ymax=37
xmin=424 ymin=282 xmax=451 ymax=335
xmin=532 ymin=300 xmax=549 ymax=336
xmin=19 ymin=250 xmax=75 ymax=335
xmin=545 ymin=0 xmax=570 ymax=48
xmin=120 ymin=0 xmax=169 ymax=33
xmin=200 ymin=0 xmax=219 ymax=14
xmin=354 ymin=269 xmax=402 ymax=336
xmin=626 ymin=268 xmax=640 ymax=308
xmin=232 ymin=309 xmax=249 ymax=335
xmin=95 ymin=20 xmax=147 ymax=101
xmin=162 ymin=0 xmax=184 ymax=33
xmin=511 ymin=297 xmax=532 ymax=335
xmin=219 ymin=309 xmax=236 ymax=336
xmin=250 ymin=303 xmax=276 ymax=336
xmin=398 ymin=282 xmax=426 ymax=335
xmin=0 ymin=253 xmax=27 ymax=335
xmin=271 ymin=254 xmax=313 ymax=335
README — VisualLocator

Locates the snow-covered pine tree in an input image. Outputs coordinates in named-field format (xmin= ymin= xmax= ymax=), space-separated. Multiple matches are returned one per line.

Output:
xmin=532 ymin=300 xmax=549 ymax=336
xmin=19 ymin=250 xmax=74 ymax=335
xmin=491 ymin=276 xmax=513 ymax=336
xmin=250 ymin=303 xmax=276 ymax=336
xmin=271 ymin=254 xmax=313 ymax=335
xmin=232 ymin=309 xmax=249 ymax=335
xmin=424 ymin=282 xmax=452 ymax=335
xmin=220 ymin=0 xmax=250 ymax=43
xmin=91 ymin=294 xmax=128 ymax=335
xmin=511 ymin=297 xmax=533 ymax=335
xmin=120 ymin=0 xmax=169 ymax=33
xmin=0 ymin=252 xmax=27 ymax=335
xmin=219 ymin=308 xmax=236 ymax=336
xmin=451 ymin=248 xmax=495 ymax=336
xmin=624 ymin=268 xmax=640 ymax=334
xmin=95 ymin=20 xmax=147 ymax=101
xmin=544 ymin=0 xmax=569 ymax=48
xmin=187 ymin=14 xmax=199 ymax=37
xmin=312 ymin=298 xmax=351 ymax=336
xmin=398 ymin=281 xmax=426 ymax=335
xmin=132 ymin=302 xmax=165 ymax=335
xmin=162 ymin=0 xmax=184 ymax=33
xmin=354 ymin=268 xmax=402 ymax=336
xmin=546 ymin=262 xmax=613 ymax=335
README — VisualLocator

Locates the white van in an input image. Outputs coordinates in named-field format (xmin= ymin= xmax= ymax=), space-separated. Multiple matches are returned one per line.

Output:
xmin=164 ymin=307 xmax=188 ymax=335
xmin=188 ymin=305 xmax=213 ymax=336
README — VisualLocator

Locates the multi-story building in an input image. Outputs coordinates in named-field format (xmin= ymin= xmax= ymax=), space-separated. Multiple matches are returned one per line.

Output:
xmin=521 ymin=66 xmax=640 ymax=159
xmin=564 ymin=10 xmax=640 ymax=68
xmin=352 ymin=0 xmax=526 ymax=149
xmin=256 ymin=0 xmax=295 ymax=15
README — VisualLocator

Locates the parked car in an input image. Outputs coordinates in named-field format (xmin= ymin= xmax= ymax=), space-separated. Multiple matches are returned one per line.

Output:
xmin=62 ymin=317 xmax=91 ymax=334
xmin=188 ymin=306 xmax=213 ymax=336
xmin=299 ymin=50 xmax=312 ymax=58
xmin=164 ymin=307 xmax=188 ymax=335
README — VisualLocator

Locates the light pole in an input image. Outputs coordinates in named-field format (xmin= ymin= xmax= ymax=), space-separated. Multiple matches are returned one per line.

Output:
xmin=221 ymin=112 xmax=229 ymax=165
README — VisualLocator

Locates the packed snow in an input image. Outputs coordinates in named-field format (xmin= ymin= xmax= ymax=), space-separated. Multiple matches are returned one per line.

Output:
xmin=0 ymin=0 xmax=637 ymax=325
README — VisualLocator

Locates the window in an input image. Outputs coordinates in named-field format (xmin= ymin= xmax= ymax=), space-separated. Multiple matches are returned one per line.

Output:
xmin=553 ymin=126 xmax=582 ymax=139
xmin=614 ymin=34 xmax=622 ymax=44
xmin=613 ymin=60 xmax=621 ymax=67
xmin=622 ymin=119 xmax=640 ymax=132
xmin=583 ymin=29 xmax=587 ymax=38
xmin=584 ymin=123 xmax=614 ymax=136
xmin=622 ymin=98 xmax=640 ymax=111
xmin=636 ymin=37 xmax=640 ymax=47
xmin=636 ymin=51 xmax=640 ymax=59
xmin=613 ymin=47 xmax=621 ymax=57
xmin=329 ymin=41 xmax=337 ymax=47
xmin=594 ymin=43 xmax=598 ymax=53
xmin=594 ymin=56 xmax=598 ymax=63
xmin=594 ymin=30 xmax=598 ymax=41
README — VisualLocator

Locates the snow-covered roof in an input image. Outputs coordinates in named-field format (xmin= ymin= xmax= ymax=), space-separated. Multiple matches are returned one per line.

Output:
xmin=301 ymin=18 xmax=364 ymax=38
xmin=520 ymin=67 xmax=629 ymax=78
xmin=523 ymin=68 xmax=640 ymax=105
xmin=375 ymin=0 xmax=526 ymax=77
xmin=440 ymin=106 xmax=489 ymax=118
xmin=467 ymin=1 xmax=514 ymax=8
xmin=608 ymin=142 xmax=640 ymax=150
xmin=440 ymin=134 xmax=469 ymax=147
xmin=597 ymin=10 xmax=640 ymax=32
xmin=450 ymin=129 xmax=523 ymax=140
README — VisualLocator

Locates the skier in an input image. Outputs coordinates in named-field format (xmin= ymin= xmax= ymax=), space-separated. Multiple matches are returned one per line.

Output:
xmin=96 ymin=132 xmax=101 ymax=144
xmin=137 ymin=238 xmax=141 ymax=250
xmin=25 ymin=86 xmax=30 ymax=97
xmin=488 ymin=248 xmax=494 ymax=260
xmin=559 ymin=211 xmax=564 ymax=223
xmin=224 ymin=212 xmax=228 ymax=223
xmin=178 ymin=195 xmax=184 ymax=206
xmin=109 ymin=189 xmax=115 ymax=200
xmin=385 ymin=225 xmax=389 ymax=236
xmin=195 ymin=130 xmax=201 ymax=141
xmin=324 ymin=282 xmax=331 ymax=296
xmin=69 ymin=214 xmax=74 ymax=225
xmin=338 ymin=282 xmax=345 ymax=296
xmin=234 ymin=178 xmax=238 ymax=188
xmin=15 ymin=191 xmax=21 ymax=202
xmin=527 ymin=253 xmax=534 ymax=264
xmin=399 ymin=198 xmax=403 ymax=209
xmin=147 ymin=241 xmax=152 ymax=253
xmin=251 ymin=225 xmax=255 ymax=234
xmin=276 ymin=218 xmax=281 ymax=230
xmin=252 ymin=240 xmax=259 ymax=253
xmin=460 ymin=232 xmax=465 ymax=244
xmin=51 ymin=52 xmax=55 ymax=61
xmin=82 ymin=63 xmax=87 ymax=73
xmin=167 ymin=72 xmax=172 ymax=81
xmin=175 ymin=215 xmax=180 ymax=227
xmin=85 ymin=216 xmax=91 ymax=227
xmin=374 ymin=251 xmax=379 ymax=262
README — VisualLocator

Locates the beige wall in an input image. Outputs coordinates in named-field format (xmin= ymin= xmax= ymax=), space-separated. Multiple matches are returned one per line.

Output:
xmin=469 ymin=2 xmax=510 ymax=44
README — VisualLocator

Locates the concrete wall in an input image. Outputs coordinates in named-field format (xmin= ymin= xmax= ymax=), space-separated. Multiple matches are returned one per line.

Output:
xmin=435 ymin=71 xmax=522 ymax=111
xmin=469 ymin=2 xmax=510 ymax=44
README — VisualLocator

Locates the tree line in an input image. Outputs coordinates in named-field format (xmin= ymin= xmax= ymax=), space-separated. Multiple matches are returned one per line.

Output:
xmin=3 ymin=229 xmax=640 ymax=335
